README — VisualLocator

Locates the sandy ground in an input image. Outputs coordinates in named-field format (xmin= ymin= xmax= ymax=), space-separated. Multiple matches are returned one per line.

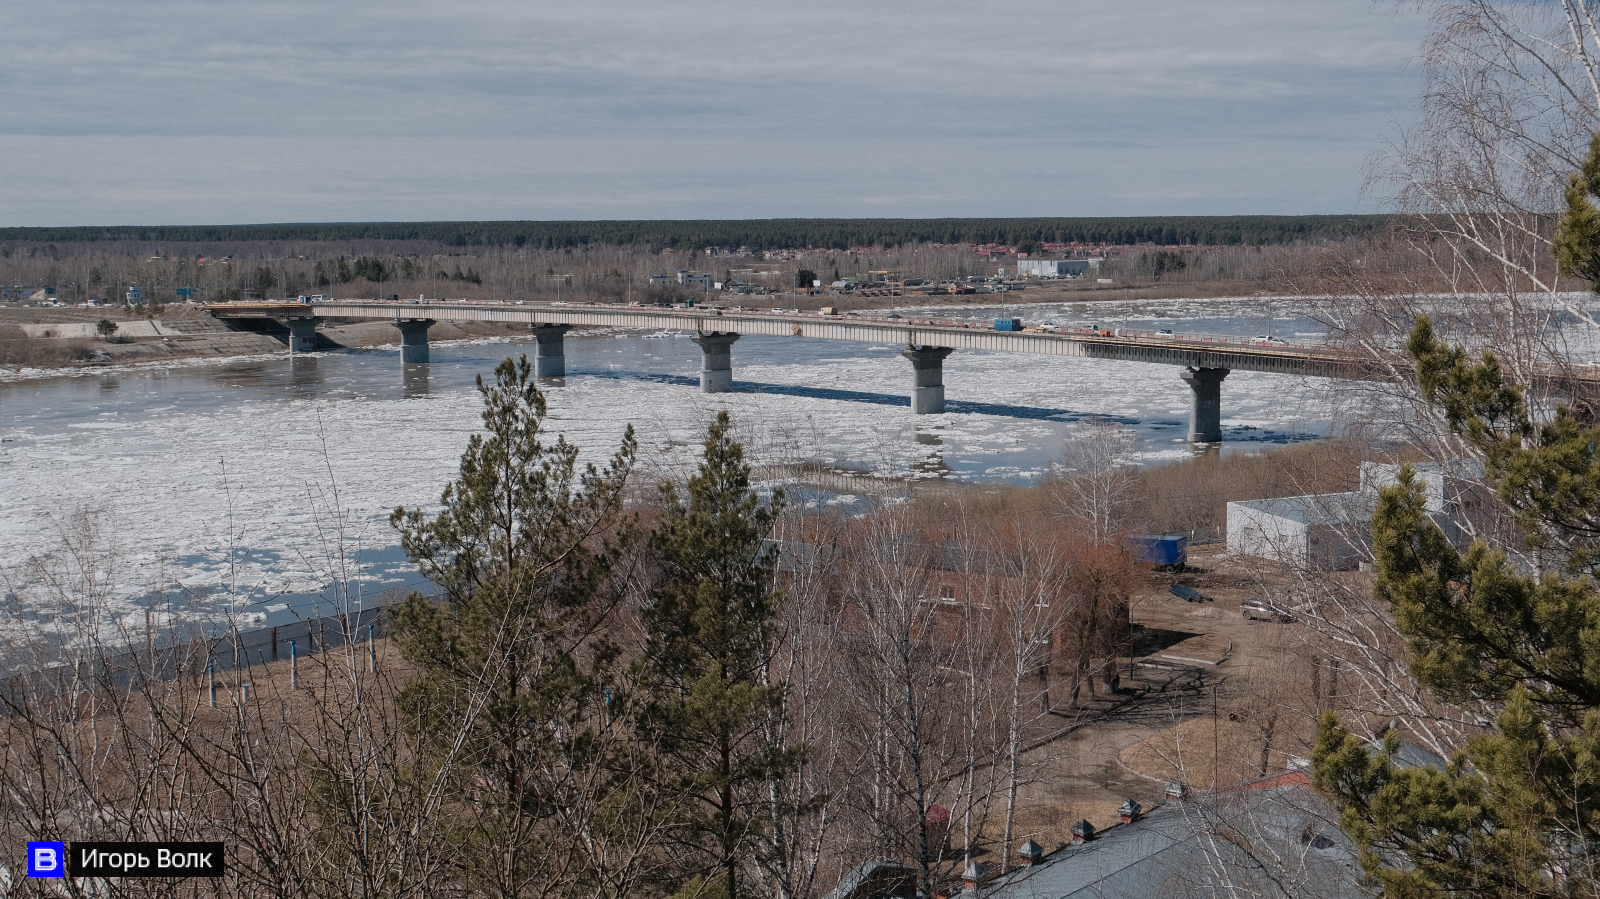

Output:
xmin=989 ymin=543 xmax=1336 ymax=855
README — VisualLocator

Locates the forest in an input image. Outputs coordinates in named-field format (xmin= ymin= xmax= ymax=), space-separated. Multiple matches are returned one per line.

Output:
xmin=0 ymin=215 xmax=1393 ymax=252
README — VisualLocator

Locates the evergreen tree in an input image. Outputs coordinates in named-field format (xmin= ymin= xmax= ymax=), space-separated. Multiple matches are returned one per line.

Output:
xmin=641 ymin=411 xmax=802 ymax=899
xmin=386 ymin=356 xmax=648 ymax=897
xmin=1555 ymin=129 xmax=1600 ymax=287
xmin=1313 ymin=316 xmax=1600 ymax=897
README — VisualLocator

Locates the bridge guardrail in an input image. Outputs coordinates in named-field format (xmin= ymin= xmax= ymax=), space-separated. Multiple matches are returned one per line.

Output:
xmin=209 ymin=300 xmax=1347 ymax=360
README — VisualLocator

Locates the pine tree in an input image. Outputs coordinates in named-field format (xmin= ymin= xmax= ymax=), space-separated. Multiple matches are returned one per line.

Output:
xmin=1313 ymin=316 xmax=1600 ymax=897
xmin=641 ymin=411 xmax=803 ymax=899
xmin=386 ymin=355 xmax=647 ymax=897
xmin=1555 ymin=129 xmax=1600 ymax=287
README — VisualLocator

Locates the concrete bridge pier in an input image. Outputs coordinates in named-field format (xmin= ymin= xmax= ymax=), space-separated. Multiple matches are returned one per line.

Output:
xmin=285 ymin=317 xmax=319 ymax=353
xmin=530 ymin=324 xmax=572 ymax=380
xmin=901 ymin=345 xmax=954 ymax=414
xmin=394 ymin=319 xmax=435 ymax=363
xmin=691 ymin=331 xmax=740 ymax=392
xmin=1181 ymin=366 xmax=1230 ymax=442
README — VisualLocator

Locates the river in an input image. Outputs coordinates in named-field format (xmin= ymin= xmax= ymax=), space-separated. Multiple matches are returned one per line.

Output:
xmin=0 ymin=296 xmax=1335 ymax=639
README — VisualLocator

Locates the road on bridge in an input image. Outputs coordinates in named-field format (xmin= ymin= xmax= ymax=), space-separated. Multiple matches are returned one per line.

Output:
xmin=207 ymin=299 xmax=1393 ymax=442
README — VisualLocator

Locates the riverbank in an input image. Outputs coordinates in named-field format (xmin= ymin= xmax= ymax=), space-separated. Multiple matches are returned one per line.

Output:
xmin=0 ymin=304 xmax=545 ymax=373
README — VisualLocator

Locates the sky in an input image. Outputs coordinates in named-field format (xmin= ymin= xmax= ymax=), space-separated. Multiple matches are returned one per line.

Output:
xmin=0 ymin=0 xmax=1429 ymax=226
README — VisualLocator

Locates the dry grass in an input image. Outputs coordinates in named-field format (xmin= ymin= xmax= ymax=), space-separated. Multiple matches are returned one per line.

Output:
xmin=1127 ymin=440 xmax=1366 ymax=536
xmin=0 ymin=331 xmax=98 ymax=366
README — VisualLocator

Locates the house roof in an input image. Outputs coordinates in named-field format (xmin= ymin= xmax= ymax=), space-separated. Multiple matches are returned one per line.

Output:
xmin=821 ymin=860 xmax=917 ymax=899
xmin=975 ymin=773 xmax=1364 ymax=899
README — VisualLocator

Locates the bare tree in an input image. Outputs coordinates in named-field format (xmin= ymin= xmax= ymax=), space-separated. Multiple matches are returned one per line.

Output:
xmin=1043 ymin=420 xmax=1141 ymax=545
xmin=834 ymin=501 xmax=981 ymax=899
xmin=963 ymin=511 xmax=1075 ymax=874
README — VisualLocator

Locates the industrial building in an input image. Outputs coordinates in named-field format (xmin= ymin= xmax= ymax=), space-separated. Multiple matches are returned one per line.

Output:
xmin=1226 ymin=460 xmax=1487 ymax=570
xmin=1017 ymin=259 xmax=1095 ymax=279
xmin=646 ymin=271 xmax=713 ymax=289
xmin=1226 ymin=491 xmax=1374 ymax=571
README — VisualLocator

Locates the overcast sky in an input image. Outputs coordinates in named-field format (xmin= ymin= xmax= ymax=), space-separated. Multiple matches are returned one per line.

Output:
xmin=0 ymin=1 xmax=1428 ymax=227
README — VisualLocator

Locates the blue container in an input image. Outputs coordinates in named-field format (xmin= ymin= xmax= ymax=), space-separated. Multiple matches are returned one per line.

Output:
xmin=1125 ymin=533 xmax=1188 ymax=566
xmin=994 ymin=318 xmax=1023 ymax=331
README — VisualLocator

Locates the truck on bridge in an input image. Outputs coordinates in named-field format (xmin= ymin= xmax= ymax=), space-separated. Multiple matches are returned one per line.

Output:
xmin=994 ymin=318 xmax=1023 ymax=331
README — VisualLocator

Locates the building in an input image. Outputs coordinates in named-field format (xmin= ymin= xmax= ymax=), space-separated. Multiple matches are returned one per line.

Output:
xmin=1227 ymin=460 xmax=1488 ymax=570
xmin=677 ymin=270 xmax=712 ymax=289
xmin=1359 ymin=460 xmax=1483 ymax=514
xmin=821 ymin=861 xmax=917 ymax=899
xmin=1017 ymin=259 xmax=1095 ymax=279
xmin=962 ymin=773 xmax=1364 ymax=899
xmin=1226 ymin=492 xmax=1374 ymax=571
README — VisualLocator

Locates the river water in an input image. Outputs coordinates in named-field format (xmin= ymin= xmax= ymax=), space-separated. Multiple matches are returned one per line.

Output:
xmin=0 ymin=296 xmax=1336 ymax=637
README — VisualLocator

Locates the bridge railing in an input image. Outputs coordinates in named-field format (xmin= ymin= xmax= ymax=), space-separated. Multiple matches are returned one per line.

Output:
xmin=212 ymin=299 xmax=1346 ymax=359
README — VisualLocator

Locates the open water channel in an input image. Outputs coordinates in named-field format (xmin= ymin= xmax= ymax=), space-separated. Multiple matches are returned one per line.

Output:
xmin=0 ymin=297 xmax=1337 ymax=639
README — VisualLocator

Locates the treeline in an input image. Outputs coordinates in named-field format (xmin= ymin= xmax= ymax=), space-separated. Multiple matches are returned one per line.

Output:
xmin=309 ymin=256 xmax=481 ymax=286
xmin=0 ymin=215 xmax=1395 ymax=251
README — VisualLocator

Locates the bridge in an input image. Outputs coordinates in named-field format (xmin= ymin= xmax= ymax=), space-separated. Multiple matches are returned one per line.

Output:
xmin=209 ymin=300 xmax=1379 ymax=443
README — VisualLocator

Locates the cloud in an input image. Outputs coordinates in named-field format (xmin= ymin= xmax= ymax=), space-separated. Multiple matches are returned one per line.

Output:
xmin=0 ymin=0 xmax=1427 ymax=225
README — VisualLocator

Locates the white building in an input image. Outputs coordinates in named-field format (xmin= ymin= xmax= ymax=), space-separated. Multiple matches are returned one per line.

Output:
xmin=677 ymin=270 xmax=712 ymax=289
xmin=1017 ymin=259 xmax=1095 ymax=279
xmin=1227 ymin=460 xmax=1489 ymax=570
xmin=1359 ymin=461 xmax=1482 ymax=514
xmin=1359 ymin=460 xmax=1489 ymax=545
xmin=1227 ymin=492 xmax=1374 ymax=571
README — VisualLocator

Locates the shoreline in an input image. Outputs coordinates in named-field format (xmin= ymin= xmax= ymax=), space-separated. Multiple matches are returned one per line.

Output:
xmin=0 ymin=313 xmax=551 ymax=383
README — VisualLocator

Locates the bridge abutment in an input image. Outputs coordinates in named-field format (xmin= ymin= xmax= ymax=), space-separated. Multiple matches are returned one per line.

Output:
xmin=1181 ymin=366 xmax=1230 ymax=442
xmin=285 ymin=317 xmax=319 ymax=354
xmin=394 ymin=319 xmax=435 ymax=363
xmin=530 ymin=324 xmax=572 ymax=380
xmin=691 ymin=331 xmax=740 ymax=393
xmin=901 ymin=345 xmax=954 ymax=414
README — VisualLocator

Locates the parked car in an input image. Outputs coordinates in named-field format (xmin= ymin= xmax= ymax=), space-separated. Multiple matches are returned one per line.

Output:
xmin=1241 ymin=598 xmax=1294 ymax=622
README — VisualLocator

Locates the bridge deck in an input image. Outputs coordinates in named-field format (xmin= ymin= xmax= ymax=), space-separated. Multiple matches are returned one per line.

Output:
xmin=212 ymin=300 xmax=1376 ymax=379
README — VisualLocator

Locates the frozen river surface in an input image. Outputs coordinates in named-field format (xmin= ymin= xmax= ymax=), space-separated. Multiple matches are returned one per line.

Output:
xmin=0 ymin=297 xmax=1337 ymax=633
